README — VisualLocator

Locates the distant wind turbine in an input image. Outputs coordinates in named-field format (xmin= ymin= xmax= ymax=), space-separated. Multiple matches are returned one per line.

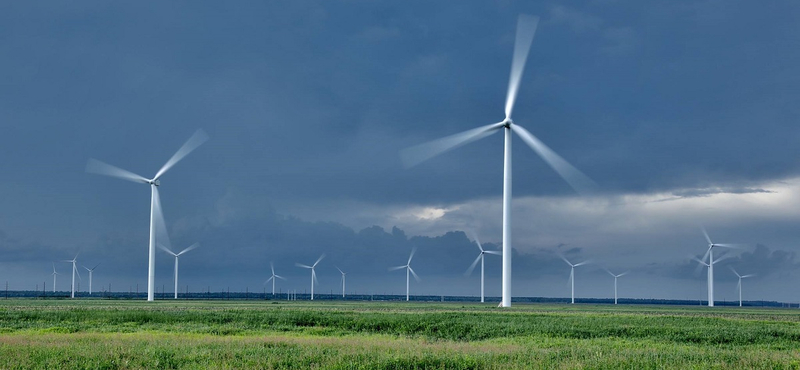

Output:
xmin=51 ymin=263 xmax=60 ymax=293
xmin=730 ymin=267 xmax=755 ymax=307
xmin=86 ymin=129 xmax=209 ymax=301
xmin=560 ymin=255 xmax=589 ymax=304
xmin=296 ymin=254 xmax=325 ymax=300
xmin=264 ymin=262 xmax=286 ymax=296
xmin=158 ymin=243 xmax=199 ymax=299
xmin=464 ymin=233 xmax=501 ymax=303
xmin=61 ymin=253 xmax=81 ymax=298
xmin=604 ymin=269 xmax=629 ymax=305
xmin=336 ymin=267 xmax=347 ymax=298
xmin=692 ymin=227 xmax=738 ymax=307
xmin=82 ymin=263 xmax=101 ymax=295
xmin=389 ymin=248 xmax=420 ymax=301
xmin=400 ymin=14 xmax=596 ymax=308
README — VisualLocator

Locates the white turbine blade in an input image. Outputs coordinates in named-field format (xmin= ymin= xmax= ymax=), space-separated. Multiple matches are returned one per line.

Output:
xmin=86 ymin=158 xmax=149 ymax=184
xmin=75 ymin=266 xmax=82 ymax=281
xmin=336 ymin=266 xmax=344 ymax=275
xmin=83 ymin=265 xmax=91 ymax=272
xmin=154 ymin=129 xmax=209 ymax=180
xmin=464 ymin=254 xmax=482 ymax=276
xmin=152 ymin=186 xmax=172 ymax=250
xmin=275 ymin=275 xmax=286 ymax=281
xmin=618 ymin=271 xmax=630 ymax=277
xmin=559 ymin=255 xmax=573 ymax=267
xmin=736 ymin=279 xmax=741 ymax=292
xmin=691 ymin=255 xmax=710 ymax=268
xmin=574 ymin=260 xmax=591 ymax=267
xmin=701 ymin=226 xmax=713 ymax=245
xmin=408 ymin=266 xmax=421 ymax=282
xmin=312 ymin=270 xmax=319 ymax=286
xmin=157 ymin=243 xmax=177 ymax=256
xmin=270 ymin=262 xmax=275 ymax=276
xmin=729 ymin=266 xmax=740 ymax=278
xmin=178 ymin=242 xmax=199 ymax=256
xmin=714 ymin=243 xmax=743 ymax=249
xmin=484 ymin=250 xmax=502 ymax=256
xmin=389 ymin=265 xmax=406 ymax=271
xmin=712 ymin=254 xmax=733 ymax=265
xmin=264 ymin=277 xmax=274 ymax=285
xmin=512 ymin=124 xmax=597 ymax=195
xmin=604 ymin=268 xmax=615 ymax=277
xmin=91 ymin=262 xmax=101 ymax=270
xmin=741 ymin=274 xmax=756 ymax=278
xmin=313 ymin=254 xmax=326 ymax=268
xmin=700 ymin=247 xmax=712 ymax=265
xmin=408 ymin=248 xmax=417 ymax=265
xmin=505 ymin=14 xmax=539 ymax=119
xmin=470 ymin=232 xmax=485 ymax=253
xmin=399 ymin=123 xmax=504 ymax=168
xmin=296 ymin=263 xmax=312 ymax=269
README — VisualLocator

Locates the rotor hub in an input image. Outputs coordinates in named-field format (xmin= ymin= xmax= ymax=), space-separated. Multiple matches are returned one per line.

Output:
xmin=502 ymin=118 xmax=513 ymax=128
xmin=149 ymin=179 xmax=160 ymax=186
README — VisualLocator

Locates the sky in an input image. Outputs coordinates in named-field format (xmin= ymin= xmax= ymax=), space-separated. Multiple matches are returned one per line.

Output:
xmin=2 ymin=1 xmax=800 ymax=302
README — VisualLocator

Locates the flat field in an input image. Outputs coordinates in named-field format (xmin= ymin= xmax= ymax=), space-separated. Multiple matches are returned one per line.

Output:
xmin=0 ymin=299 xmax=799 ymax=369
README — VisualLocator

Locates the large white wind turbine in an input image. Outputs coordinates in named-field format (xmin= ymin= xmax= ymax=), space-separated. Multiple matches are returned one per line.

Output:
xmin=264 ymin=262 xmax=286 ymax=296
xmin=389 ymin=248 xmax=420 ymax=301
xmin=464 ymin=233 xmax=501 ymax=303
xmin=51 ymin=263 xmax=60 ymax=293
xmin=692 ymin=228 xmax=738 ymax=307
xmin=560 ymin=256 xmax=589 ymax=304
xmin=86 ymin=129 xmax=208 ymax=301
xmin=83 ymin=263 xmax=101 ymax=295
xmin=61 ymin=253 xmax=81 ymax=298
xmin=730 ymin=267 xmax=755 ymax=307
xmin=158 ymin=243 xmax=199 ymax=299
xmin=400 ymin=15 xmax=596 ymax=308
xmin=296 ymin=254 xmax=325 ymax=300
xmin=604 ymin=269 xmax=629 ymax=305
xmin=336 ymin=267 xmax=347 ymax=298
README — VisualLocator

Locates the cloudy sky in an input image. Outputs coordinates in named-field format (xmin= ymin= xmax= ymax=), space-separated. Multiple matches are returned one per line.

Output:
xmin=2 ymin=1 xmax=800 ymax=302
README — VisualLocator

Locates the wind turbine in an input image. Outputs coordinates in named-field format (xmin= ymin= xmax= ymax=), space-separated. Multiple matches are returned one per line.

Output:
xmin=336 ymin=267 xmax=347 ymax=298
xmin=296 ymin=254 xmax=325 ymax=300
xmin=158 ymin=242 xmax=199 ymax=299
xmin=389 ymin=248 xmax=420 ymax=301
xmin=604 ymin=269 xmax=629 ymax=305
xmin=51 ymin=263 xmax=60 ymax=293
xmin=464 ymin=233 xmax=501 ymax=303
xmin=692 ymin=228 xmax=738 ymax=307
xmin=560 ymin=256 xmax=589 ymax=304
xmin=399 ymin=15 xmax=596 ymax=308
xmin=86 ymin=129 xmax=208 ymax=301
xmin=83 ymin=263 xmax=101 ymax=295
xmin=264 ymin=262 xmax=286 ymax=296
xmin=730 ymin=267 xmax=755 ymax=307
xmin=61 ymin=253 xmax=81 ymax=298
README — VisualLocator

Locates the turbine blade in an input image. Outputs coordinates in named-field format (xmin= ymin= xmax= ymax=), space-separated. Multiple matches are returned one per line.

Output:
xmin=86 ymin=158 xmax=149 ymax=184
xmin=714 ymin=243 xmax=743 ymax=249
xmin=409 ymin=267 xmax=421 ymax=282
xmin=296 ymin=263 xmax=312 ymax=269
xmin=408 ymin=247 xmax=417 ymax=265
xmin=618 ymin=271 xmax=630 ymax=277
xmin=313 ymin=254 xmax=326 ymax=268
xmin=559 ymin=255 xmax=573 ymax=267
xmin=470 ymin=231 xmax=484 ymax=253
xmin=336 ymin=266 xmax=344 ymax=275
xmin=464 ymin=254 xmax=482 ymax=276
xmin=701 ymin=226 xmax=712 ymax=245
xmin=712 ymin=254 xmax=732 ymax=265
xmin=389 ymin=265 xmax=406 ymax=271
xmin=178 ymin=242 xmax=200 ymax=256
xmin=736 ymin=279 xmax=741 ymax=292
xmin=399 ymin=123 xmax=504 ymax=168
xmin=264 ymin=277 xmax=273 ymax=284
xmin=484 ymin=250 xmax=502 ymax=256
xmin=691 ymin=255 xmax=710 ymax=268
xmin=92 ymin=262 xmax=101 ymax=270
xmin=604 ymin=268 xmax=615 ymax=277
xmin=512 ymin=124 xmax=597 ymax=195
xmin=157 ymin=242 xmax=176 ymax=256
xmin=154 ymin=129 xmax=209 ymax=180
xmin=152 ymin=186 xmax=172 ymax=250
xmin=275 ymin=275 xmax=286 ymax=281
xmin=729 ymin=266 xmax=740 ymax=277
xmin=574 ymin=260 xmax=591 ymax=267
xmin=741 ymin=274 xmax=756 ymax=278
xmin=312 ymin=270 xmax=319 ymax=286
xmin=270 ymin=262 xmax=275 ymax=276
xmin=505 ymin=14 xmax=539 ymax=119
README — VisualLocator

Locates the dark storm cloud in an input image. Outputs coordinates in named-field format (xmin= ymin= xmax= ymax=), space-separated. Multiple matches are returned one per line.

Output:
xmin=652 ymin=244 xmax=799 ymax=282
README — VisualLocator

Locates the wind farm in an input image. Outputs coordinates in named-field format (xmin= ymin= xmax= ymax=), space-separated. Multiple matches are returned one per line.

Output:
xmin=2 ymin=2 xmax=800 ymax=368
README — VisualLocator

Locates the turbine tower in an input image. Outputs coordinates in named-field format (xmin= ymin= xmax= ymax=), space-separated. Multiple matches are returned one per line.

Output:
xmin=296 ymin=254 xmax=325 ymax=300
xmin=604 ymin=269 xmax=629 ymax=305
xmin=560 ymin=256 xmax=589 ymax=304
xmin=61 ymin=253 xmax=81 ymax=298
xmin=158 ymin=243 xmax=199 ymax=299
xmin=400 ymin=15 xmax=596 ymax=308
xmin=83 ymin=263 xmax=101 ymax=295
xmin=464 ymin=233 xmax=501 ymax=303
xmin=51 ymin=263 xmax=60 ymax=293
xmin=86 ymin=129 xmax=208 ymax=301
xmin=389 ymin=248 xmax=420 ymax=301
xmin=336 ymin=267 xmax=347 ymax=298
xmin=692 ymin=228 xmax=738 ymax=307
xmin=264 ymin=262 xmax=286 ymax=296
xmin=730 ymin=267 xmax=755 ymax=307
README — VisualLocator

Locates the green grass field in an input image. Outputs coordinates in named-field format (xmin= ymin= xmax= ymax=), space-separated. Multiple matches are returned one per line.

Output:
xmin=1 ymin=299 xmax=799 ymax=369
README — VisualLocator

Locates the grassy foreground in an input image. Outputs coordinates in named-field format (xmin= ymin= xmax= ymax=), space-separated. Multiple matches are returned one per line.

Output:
xmin=0 ymin=300 xmax=799 ymax=369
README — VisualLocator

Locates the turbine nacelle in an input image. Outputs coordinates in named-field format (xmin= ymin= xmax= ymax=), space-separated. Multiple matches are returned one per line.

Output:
xmin=148 ymin=179 xmax=161 ymax=186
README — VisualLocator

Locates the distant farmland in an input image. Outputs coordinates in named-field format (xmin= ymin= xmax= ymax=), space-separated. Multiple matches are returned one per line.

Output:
xmin=1 ymin=300 xmax=799 ymax=369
